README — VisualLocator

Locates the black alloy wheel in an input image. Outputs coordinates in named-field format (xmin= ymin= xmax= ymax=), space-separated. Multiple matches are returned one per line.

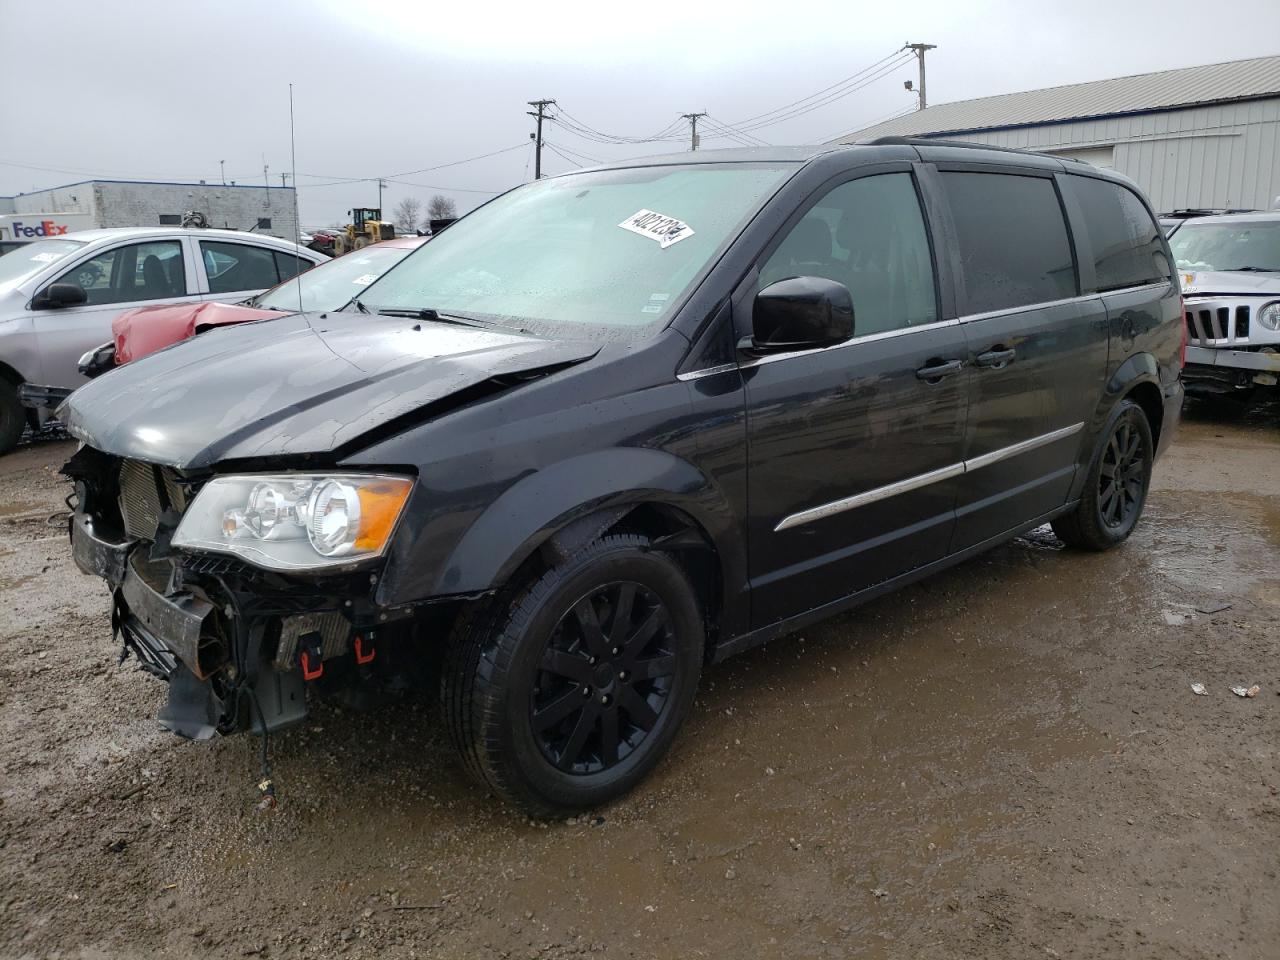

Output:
xmin=531 ymin=582 xmax=677 ymax=775
xmin=442 ymin=534 xmax=704 ymax=816
xmin=1051 ymin=398 xmax=1154 ymax=551
xmin=1098 ymin=417 xmax=1145 ymax=528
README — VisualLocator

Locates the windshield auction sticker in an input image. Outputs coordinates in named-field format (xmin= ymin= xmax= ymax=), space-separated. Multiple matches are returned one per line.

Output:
xmin=618 ymin=210 xmax=695 ymax=249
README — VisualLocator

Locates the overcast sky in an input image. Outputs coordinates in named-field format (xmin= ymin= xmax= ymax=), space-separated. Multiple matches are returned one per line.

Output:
xmin=2 ymin=0 xmax=1277 ymax=228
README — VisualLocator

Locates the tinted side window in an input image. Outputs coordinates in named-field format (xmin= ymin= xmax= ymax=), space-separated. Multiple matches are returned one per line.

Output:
xmin=200 ymin=241 xmax=280 ymax=293
xmin=274 ymin=251 xmax=311 ymax=282
xmin=56 ymin=240 xmax=186 ymax=305
xmin=1066 ymin=176 xmax=1168 ymax=291
xmin=759 ymin=172 xmax=936 ymax=336
xmin=943 ymin=172 xmax=1076 ymax=314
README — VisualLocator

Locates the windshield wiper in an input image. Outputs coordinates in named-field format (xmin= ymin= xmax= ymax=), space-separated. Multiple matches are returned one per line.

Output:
xmin=376 ymin=307 xmax=491 ymax=328
xmin=352 ymin=299 xmax=370 ymax=314
xmin=1225 ymin=266 xmax=1280 ymax=273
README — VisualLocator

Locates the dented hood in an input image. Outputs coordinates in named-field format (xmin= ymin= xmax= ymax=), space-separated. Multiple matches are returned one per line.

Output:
xmin=64 ymin=312 xmax=598 ymax=469
xmin=1180 ymin=269 xmax=1280 ymax=297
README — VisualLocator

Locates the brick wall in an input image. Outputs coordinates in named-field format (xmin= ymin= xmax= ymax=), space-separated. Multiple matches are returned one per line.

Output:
xmin=7 ymin=181 xmax=299 ymax=240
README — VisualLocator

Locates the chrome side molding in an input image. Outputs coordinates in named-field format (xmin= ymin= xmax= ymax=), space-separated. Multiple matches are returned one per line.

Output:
xmin=774 ymin=422 xmax=1085 ymax=532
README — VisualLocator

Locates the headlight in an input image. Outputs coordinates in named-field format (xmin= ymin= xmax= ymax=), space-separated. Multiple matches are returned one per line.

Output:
xmin=1258 ymin=301 xmax=1280 ymax=332
xmin=173 ymin=473 xmax=413 ymax=571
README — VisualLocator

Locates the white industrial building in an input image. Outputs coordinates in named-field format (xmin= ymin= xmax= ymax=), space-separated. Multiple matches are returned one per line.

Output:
xmin=0 ymin=179 xmax=299 ymax=241
xmin=839 ymin=55 xmax=1280 ymax=213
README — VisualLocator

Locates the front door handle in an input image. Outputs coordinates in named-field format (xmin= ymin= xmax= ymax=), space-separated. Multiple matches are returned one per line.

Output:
xmin=976 ymin=347 xmax=1016 ymax=368
xmin=915 ymin=358 xmax=964 ymax=381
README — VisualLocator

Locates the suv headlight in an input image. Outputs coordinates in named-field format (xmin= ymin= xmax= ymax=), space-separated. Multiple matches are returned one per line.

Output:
xmin=1258 ymin=301 xmax=1280 ymax=332
xmin=173 ymin=473 xmax=413 ymax=571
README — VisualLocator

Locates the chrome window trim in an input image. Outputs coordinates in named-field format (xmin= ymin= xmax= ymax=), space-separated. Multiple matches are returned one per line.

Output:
xmin=773 ymin=421 xmax=1085 ymax=532
xmin=676 ymin=318 xmax=961 ymax=382
xmin=678 ymin=283 xmax=1173 ymax=382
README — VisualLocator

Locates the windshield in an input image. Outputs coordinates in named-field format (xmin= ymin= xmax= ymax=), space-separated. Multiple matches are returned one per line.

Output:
xmin=0 ymin=239 xmax=86 ymax=288
xmin=254 ymin=244 xmax=415 ymax=313
xmin=1170 ymin=220 xmax=1280 ymax=272
xmin=355 ymin=163 xmax=794 ymax=337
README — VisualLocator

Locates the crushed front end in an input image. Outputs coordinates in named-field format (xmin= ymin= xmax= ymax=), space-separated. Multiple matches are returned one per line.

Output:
xmin=64 ymin=445 xmax=417 ymax=741
xmin=1181 ymin=295 xmax=1280 ymax=396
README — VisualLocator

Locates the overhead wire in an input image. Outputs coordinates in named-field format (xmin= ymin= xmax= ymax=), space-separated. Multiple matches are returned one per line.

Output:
xmin=722 ymin=49 xmax=909 ymax=129
xmin=702 ymin=115 xmax=771 ymax=147
xmin=722 ymin=53 xmax=915 ymax=133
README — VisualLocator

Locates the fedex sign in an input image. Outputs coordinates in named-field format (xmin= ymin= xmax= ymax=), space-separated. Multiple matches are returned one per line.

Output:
xmin=12 ymin=220 xmax=70 ymax=238
xmin=0 ymin=213 xmax=91 ymax=241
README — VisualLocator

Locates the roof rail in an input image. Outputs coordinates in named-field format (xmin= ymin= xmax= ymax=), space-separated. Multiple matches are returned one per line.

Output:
xmin=862 ymin=136 xmax=1071 ymax=160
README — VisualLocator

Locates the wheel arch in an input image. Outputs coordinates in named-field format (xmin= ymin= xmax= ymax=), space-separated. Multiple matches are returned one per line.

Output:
xmin=406 ymin=447 xmax=745 ymax=640
xmin=0 ymin=360 xmax=25 ymax=387
xmin=1069 ymin=352 xmax=1164 ymax=501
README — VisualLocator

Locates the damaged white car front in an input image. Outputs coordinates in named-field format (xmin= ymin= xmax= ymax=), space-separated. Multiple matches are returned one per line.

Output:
xmin=1171 ymin=212 xmax=1280 ymax=397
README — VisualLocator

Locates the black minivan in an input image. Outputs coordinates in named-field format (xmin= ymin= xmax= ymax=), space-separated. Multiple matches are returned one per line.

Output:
xmin=62 ymin=140 xmax=1183 ymax=815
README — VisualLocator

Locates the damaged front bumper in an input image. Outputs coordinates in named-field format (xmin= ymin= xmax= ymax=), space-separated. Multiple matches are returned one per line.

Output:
xmin=1183 ymin=345 xmax=1280 ymax=393
xmin=69 ymin=499 xmax=395 ymax=742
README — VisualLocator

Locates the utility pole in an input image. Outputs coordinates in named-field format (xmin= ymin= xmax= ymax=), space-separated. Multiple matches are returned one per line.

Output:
xmin=220 ymin=160 xmax=225 ymax=185
xmin=280 ymin=172 xmax=290 ymax=188
xmin=681 ymin=112 xmax=708 ymax=151
xmin=263 ymin=163 xmax=270 ymax=188
xmin=903 ymin=43 xmax=937 ymax=110
xmin=527 ymin=99 xmax=556 ymax=179
xmin=377 ymin=177 xmax=386 ymax=210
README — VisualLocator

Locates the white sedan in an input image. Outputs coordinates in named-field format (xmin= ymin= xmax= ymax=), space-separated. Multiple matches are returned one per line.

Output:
xmin=0 ymin=227 xmax=328 ymax=452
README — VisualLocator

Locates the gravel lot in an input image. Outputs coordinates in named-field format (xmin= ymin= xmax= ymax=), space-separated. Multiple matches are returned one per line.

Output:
xmin=1 ymin=400 xmax=1277 ymax=960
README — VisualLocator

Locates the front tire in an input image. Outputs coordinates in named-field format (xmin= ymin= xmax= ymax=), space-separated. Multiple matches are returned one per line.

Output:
xmin=0 ymin=384 xmax=25 ymax=455
xmin=443 ymin=534 xmax=704 ymax=817
xmin=1052 ymin=399 xmax=1154 ymax=550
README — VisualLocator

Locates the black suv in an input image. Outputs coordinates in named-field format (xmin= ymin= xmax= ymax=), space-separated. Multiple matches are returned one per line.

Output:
xmin=61 ymin=140 xmax=1183 ymax=815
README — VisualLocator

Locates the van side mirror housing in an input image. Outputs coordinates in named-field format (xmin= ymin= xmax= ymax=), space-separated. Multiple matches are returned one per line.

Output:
xmin=741 ymin=276 xmax=854 ymax=354
xmin=38 ymin=282 xmax=89 ymax=309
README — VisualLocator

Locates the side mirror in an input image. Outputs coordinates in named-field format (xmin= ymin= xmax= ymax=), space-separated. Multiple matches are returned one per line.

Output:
xmin=39 ymin=282 xmax=89 ymax=309
xmin=742 ymin=276 xmax=854 ymax=354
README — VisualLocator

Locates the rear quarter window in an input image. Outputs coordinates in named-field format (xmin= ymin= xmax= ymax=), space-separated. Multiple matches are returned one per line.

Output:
xmin=1066 ymin=176 xmax=1169 ymax=291
xmin=942 ymin=172 xmax=1076 ymax=314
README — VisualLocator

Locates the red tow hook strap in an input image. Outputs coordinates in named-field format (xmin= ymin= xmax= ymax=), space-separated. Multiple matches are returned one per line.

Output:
xmin=354 ymin=633 xmax=376 ymax=665
xmin=298 ymin=632 xmax=325 ymax=681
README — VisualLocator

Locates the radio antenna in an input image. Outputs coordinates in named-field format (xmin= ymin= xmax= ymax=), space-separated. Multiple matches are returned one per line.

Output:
xmin=289 ymin=82 xmax=304 ymax=316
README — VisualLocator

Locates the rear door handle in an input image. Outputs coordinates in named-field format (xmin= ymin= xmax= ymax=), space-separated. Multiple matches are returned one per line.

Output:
xmin=915 ymin=358 xmax=964 ymax=381
xmin=976 ymin=347 xmax=1016 ymax=368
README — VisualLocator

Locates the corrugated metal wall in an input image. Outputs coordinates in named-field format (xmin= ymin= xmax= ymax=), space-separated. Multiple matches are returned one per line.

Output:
xmin=929 ymin=98 xmax=1280 ymax=212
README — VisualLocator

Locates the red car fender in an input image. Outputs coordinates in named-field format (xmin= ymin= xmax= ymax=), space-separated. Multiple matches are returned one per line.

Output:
xmin=112 ymin=301 xmax=284 ymax=365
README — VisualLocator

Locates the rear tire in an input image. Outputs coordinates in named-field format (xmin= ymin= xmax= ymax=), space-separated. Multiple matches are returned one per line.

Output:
xmin=1052 ymin=399 xmax=1153 ymax=551
xmin=0 ymin=384 xmax=25 ymax=455
xmin=442 ymin=534 xmax=704 ymax=817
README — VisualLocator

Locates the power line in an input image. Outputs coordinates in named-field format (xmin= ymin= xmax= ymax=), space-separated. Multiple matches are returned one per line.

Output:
xmin=723 ymin=53 xmax=915 ymax=133
xmin=722 ymin=49 xmax=908 ymax=130
xmin=543 ymin=142 xmax=584 ymax=169
xmin=382 ymin=178 xmax=504 ymax=195
xmin=702 ymin=115 xmax=770 ymax=147
xmin=548 ymin=141 xmax=606 ymax=165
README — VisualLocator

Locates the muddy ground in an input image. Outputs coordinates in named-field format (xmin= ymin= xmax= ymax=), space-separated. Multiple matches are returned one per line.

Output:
xmin=1 ymin=400 xmax=1277 ymax=960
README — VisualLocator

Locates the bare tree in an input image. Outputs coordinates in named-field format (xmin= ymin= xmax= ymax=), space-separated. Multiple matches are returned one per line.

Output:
xmin=392 ymin=197 xmax=422 ymax=234
xmin=428 ymin=194 xmax=458 ymax=221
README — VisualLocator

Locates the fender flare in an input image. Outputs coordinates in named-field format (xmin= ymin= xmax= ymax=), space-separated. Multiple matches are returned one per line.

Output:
xmin=431 ymin=447 xmax=743 ymax=601
xmin=1068 ymin=351 xmax=1163 ymax=501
